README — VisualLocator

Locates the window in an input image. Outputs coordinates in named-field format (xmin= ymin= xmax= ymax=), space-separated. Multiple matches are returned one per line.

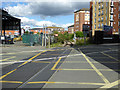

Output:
xmin=119 ymin=21 xmax=120 ymax=26
xmin=119 ymin=14 xmax=120 ymax=19
xmin=99 ymin=24 xmax=100 ymax=27
xmin=110 ymin=15 xmax=113 ymax=20
xmin=119 ymin=6 xmax=120 ymax=11
xmin=95 ymin=19 xmax=96 ymax=23
xmin=111 ymin=22 xmax=113 ymax=26
xmin=102 ymin=17 xmax=103 ymax=21
xmin=9 ymin=32 xmax=12 ymax=34
xmin=101 ymin=23 xmax=103 ymax=27
xmin=95 ymin=13 xmax=96 ymax=17
xmin=95 ymin=25 xmax=96 ymax=29
xmin=111 ymin=8 xmax=113 ymax=12
xmin=99 ymin=18 xmax=100 ymax=21
xmin=76 ymin=14 xmax=79 ymax=21
xmin=102 ymin=10 xmax=104 ymax=14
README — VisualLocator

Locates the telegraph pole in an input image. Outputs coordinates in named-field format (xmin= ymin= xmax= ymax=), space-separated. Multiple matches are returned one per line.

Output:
xmin=45 ymin=24 xmax=47 ymax=47
xmin=48 ymin=29 xmax=50 ymax=48
xmin=42 ymin=24 xmax=44 ymax=46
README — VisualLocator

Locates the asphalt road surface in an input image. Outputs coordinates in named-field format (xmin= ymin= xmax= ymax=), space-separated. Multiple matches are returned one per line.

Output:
xmin=0 ymin=44 xmax=120 ymax=90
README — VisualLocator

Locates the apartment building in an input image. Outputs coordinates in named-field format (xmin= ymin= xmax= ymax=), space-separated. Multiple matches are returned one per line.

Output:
xmin=90 ymin=0 xmax=120 ymax=36
xmin=119 ymin=1 xmax=120 ymax=34
xmin=47 ymin=26 xmax=64 ymax=33
xmin=68 ymin=25 xmax=74 ymax=34
xmin=74 ymin=8 xmax=90 ymax=32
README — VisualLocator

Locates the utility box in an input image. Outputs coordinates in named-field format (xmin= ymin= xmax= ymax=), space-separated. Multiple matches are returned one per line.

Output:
xmin=94 ymin=31 xmax=104 ymax=44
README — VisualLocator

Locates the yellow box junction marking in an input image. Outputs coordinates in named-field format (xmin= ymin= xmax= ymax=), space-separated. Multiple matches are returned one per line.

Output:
xmin=0 ymin=69 xmax=17 ymax=79
xmin=0 ymin=80 xmax=23 ymax=84
xmin=51 ymin=57 xmax=62 ymax=70
xmin=53 ymin=68 xmax=120 ymax=71
xmin=97 ymin=79 xmax=120 ymax=89
xmin=101 ymin=52 xmax=119 ymax=62
xmin=0 ymin=56 xmax=16 ymax=62
xmin=80 ymin=50 xmax=110 ymax=84
xmin=27 ymin=81 xmax=105 ymax=85
xmin=18 ymin=50 xmax=46 ymax=67
xmin=0 ymin=50 xmax=47 ymax=80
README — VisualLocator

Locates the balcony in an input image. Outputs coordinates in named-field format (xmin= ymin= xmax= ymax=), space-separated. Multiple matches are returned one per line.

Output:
xmin=110 ymin=19 xmax=114 ymax=22
xmin=110 ymin=4 xmax=114 ymax=7
xmin=110 ymin=12 xmax=113 ymax=15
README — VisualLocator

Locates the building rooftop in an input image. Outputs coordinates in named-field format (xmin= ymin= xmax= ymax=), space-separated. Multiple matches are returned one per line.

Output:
xmin=68 ymin=25 xmax=74 ymax=28
xmin=47 ymin=26 xmax=63 ymax=29
xmin=74 ymin=8 xmax=89 ymax=13
xmin=29 ymin=28 xmax=43 ymax=30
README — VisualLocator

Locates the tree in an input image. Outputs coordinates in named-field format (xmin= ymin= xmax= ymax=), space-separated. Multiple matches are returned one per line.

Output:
xmin=75 ymin=31 xmax=84 ymax=37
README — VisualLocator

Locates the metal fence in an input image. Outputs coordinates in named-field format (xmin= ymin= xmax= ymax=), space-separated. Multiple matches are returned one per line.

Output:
xmin=22 ymin=34 xmax=41 ymax=46
xmin=22 ymin=33 xmax=54 ymax=46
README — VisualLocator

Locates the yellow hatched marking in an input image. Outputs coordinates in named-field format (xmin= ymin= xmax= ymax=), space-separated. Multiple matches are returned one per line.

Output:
xmin=101 ymin=52 xmax=119 ymax=61
xmin=97 ymin=79 xmax=120 ymax=89
xmin=0 ymin=80 xmax=23 ymax=84
xmin=18 ymin=50 xmax=46 ymax=67
xmin=28 ymin=81 xmax=105 ymax=85
xmin=0 ymin=56 xmax=16 ymax=62
xmin=0 ymin=50 xmax=46 ymax=80
xmin=54 ymin=69 xmax=120 ymax=71
xmin=80 ymin=51 xmax=110 ymax=84
xmin=0 ymin=69 xmax=17 ymax=79
xmin=51 ymin=57 xmax=62 ymax=70
xmin=32 ymin=61 xmax=51 ymax=63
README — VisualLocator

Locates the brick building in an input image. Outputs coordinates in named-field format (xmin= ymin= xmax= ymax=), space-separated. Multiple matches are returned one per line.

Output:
xmin=90 ymin=0 xmax=120 ymax=36
xmin=74 ymin=8 xmax=90 ymax=32
xmin=29 ymin=28 xmax=49 ymax=34
xmin=68 ymin=25 xmax=74 ymax=34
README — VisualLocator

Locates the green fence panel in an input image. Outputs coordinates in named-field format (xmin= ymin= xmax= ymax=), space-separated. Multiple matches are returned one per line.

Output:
xmin=22 ymin=34 xmax=40 ymax=45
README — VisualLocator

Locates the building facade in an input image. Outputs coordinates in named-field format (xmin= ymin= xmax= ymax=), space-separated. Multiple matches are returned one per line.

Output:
xmin=1 ymin=9 xmax=21 ymax=36
xmin=74 ymin=8 xmax=90 ymax=32
xmin=29 ymin=28 xmax=49 ymax=34
xmin=47 ymin=26 xmax=64 ymax=34
xmin=68 ymin=25 xmax=74 ymax=34
xmin=90 ymin=0 xmax=120 ymax=36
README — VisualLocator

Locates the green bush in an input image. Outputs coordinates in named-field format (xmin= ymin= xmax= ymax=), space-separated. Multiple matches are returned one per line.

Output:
xmin=75 ymin=31 xmax=84 ymax=37
xmin=76 ymin=38 xmax=90 ymax=46
xmin=24 ymin=31 xmax=29 ymax=34
xmin=50 ymin=42 xmax=62 ymax=47
xmin=53 ymin=31 xmax=74 ymax=43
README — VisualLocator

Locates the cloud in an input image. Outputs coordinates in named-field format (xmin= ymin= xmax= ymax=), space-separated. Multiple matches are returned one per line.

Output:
xmin=5 ymin=1 xmax=89 ymax=17
xmin=17 ymin=17 xmax=73 ymax=29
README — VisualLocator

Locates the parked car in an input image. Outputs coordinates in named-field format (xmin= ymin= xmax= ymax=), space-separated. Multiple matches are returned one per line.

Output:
xmin=13 ymin=35 xmax=22 ymax=42
xmin=5 ymin=36 xmax=14 ymax=44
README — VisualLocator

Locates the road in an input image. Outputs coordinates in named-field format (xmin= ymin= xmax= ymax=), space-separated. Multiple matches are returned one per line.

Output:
xmin=0 ymin=44 xmax=120 ymax=89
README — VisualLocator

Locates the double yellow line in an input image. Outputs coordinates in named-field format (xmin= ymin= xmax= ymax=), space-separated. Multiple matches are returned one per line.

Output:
xmin=0 ymin=50 xmax=47 ymax=80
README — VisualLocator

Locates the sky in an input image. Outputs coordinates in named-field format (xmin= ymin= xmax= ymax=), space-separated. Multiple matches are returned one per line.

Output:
xmin=1 ymin=0 xmax=90 ymax=30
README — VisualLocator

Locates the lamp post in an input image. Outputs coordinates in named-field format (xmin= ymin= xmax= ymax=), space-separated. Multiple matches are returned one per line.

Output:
xmin=45 ymin=24 xmax=47 ymax=47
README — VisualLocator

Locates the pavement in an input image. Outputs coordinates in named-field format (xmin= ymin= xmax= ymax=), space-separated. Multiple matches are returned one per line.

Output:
xmin=0 ymin=43 xmax=119 ymax=89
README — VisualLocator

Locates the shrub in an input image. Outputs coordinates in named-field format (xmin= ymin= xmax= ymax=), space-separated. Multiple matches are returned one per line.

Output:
xmin=75 ymin=31 xmax=84 ymax=37
xmin=76 ymin=38 xmax=90 ymax=45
